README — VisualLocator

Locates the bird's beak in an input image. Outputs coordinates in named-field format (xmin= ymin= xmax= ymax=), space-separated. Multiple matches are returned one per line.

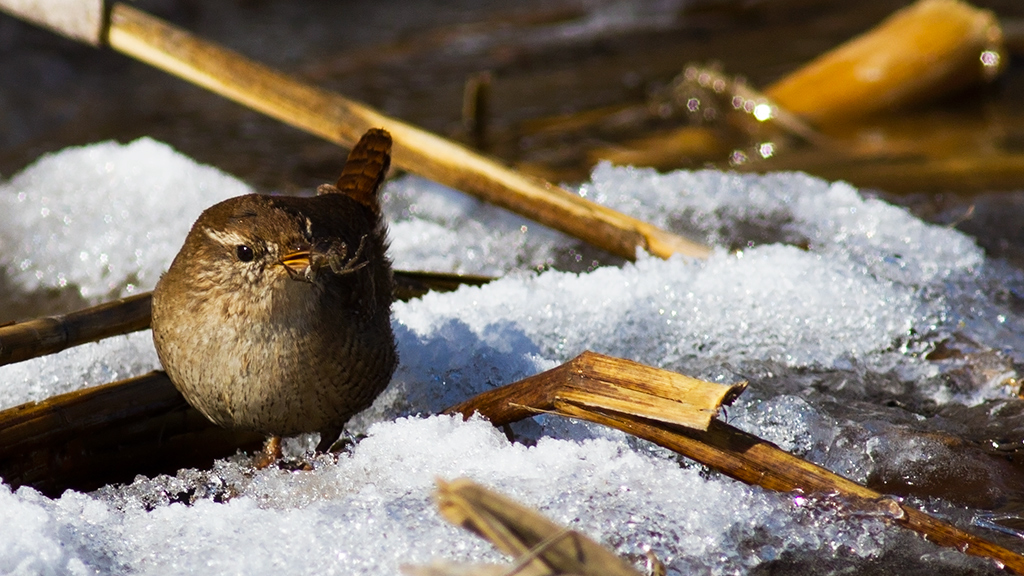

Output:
xmin=279 ymin=249 xmax=312 ymax=281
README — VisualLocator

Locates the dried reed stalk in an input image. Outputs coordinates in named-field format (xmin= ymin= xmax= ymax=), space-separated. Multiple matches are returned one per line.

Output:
xmin=590 ymin=65 xmax=830 ymax=169
xmin=766 ymin=0 xmax=1004 ymax=125
xmin=443 ymin=351 xmax=746 ymax=431
xmin=0 ymin=270 xmax=491 ymax=369
xmin=402 ymin=562 xmax=510 ymax=576
xmin=592 ymin=0 xmax=1007 ymax=173
xmin=742 ymin=149 xmax=1024 ymax=194
xmin=393 ymin=270 xmax=494 ymax=301
xmin=407 ymin=478 xmax=644 ymax=576
xmin=0 ymin=293 xmax=151 ymax=367
xmin=589 ymin=126 xmax=730 ymax=172
xmin=100 ymin=3 xmax=708 ymax=261
xmin=446 ymin=370 xmax=1024 ymax=573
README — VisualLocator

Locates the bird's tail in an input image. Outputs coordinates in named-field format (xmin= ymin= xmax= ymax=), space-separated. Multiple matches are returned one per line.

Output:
xmin=321 ymin=128 xmax=392 ymax=213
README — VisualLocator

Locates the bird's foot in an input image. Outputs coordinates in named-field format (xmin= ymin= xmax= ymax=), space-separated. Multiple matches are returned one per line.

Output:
xmin=253 ymin=436 xmax=283 ymax=469
xmin=316 ymin=429 xmax=343 ymax=453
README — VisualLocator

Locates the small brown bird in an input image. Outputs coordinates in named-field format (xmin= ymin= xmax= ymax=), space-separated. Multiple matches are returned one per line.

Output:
xmin=152 ymin=128 xmax=397 ymax=455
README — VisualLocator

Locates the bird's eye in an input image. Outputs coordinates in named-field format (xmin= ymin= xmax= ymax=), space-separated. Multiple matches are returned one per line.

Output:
xmin=236 ymin=245 xmax=255 ymax=262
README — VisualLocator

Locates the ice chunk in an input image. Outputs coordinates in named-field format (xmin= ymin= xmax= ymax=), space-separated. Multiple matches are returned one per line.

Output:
xmin=0 ymin=484 xmax=72 ymax=575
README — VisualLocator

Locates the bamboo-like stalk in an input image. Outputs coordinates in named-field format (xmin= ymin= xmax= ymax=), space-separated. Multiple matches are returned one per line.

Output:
xmin=101 ymin=4 xmax=708 ymax=261
xmin=0 ymin=292 xmax=152 ymax=367
xmin=0 ymin=270 xmax=491 ymax=369
xmin=392 ymin=270 xmax=494 ymax=301
xmin=765 ymin=0 xmax=1004 ymax=125
xmin=590 ymin=126 xmax=730 ymax=171
xmin=445 ymin=369 xmax=1024 ymax=573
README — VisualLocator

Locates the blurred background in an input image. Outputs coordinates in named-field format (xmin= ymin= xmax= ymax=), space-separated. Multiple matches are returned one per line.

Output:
xmin=3 ymin=0 xmax=1024 ymax=262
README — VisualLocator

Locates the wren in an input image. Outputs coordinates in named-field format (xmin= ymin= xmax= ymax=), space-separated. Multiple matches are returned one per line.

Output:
xmin=152 ymin=128 xmax=398 ymax=453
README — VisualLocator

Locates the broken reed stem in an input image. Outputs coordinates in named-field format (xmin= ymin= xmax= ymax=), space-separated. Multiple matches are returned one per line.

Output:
xmin=443 ymin=351 xmax=745 ymax=431
xmin=0 ymin=292 xmax=151 ymax=368
xmin=0 ymin=270 xmax=491 ymax=369
xmin=446 ymin=377 xmax=1024 ymax=573
xmin=104 ymin=3 xmax=710 ymax=261
xmin=590 ymin=65 xmax=831 ymax=170
xmin=434 ymin=478 xmax=644 ymax=576
xmin=0 ymin=371 xmax=179 ymax=456
xmin=462 ymin=71 xmax=492 ymax=152
xmin=688 ymin=66 xmax=826 ymax=146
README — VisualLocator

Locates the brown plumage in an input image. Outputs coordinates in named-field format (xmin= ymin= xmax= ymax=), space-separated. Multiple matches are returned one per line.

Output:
xmin=151 ymin=129 xmax=397 ymax=451
xmin=328 ymin=127 xmax=392 ymax=210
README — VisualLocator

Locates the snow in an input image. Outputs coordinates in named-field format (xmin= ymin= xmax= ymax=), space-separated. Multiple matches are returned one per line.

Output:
xmin=0 ymin=138 xmax=248 ymax=300
xmin=0 ymin=139 xmax=1018 ymax=575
